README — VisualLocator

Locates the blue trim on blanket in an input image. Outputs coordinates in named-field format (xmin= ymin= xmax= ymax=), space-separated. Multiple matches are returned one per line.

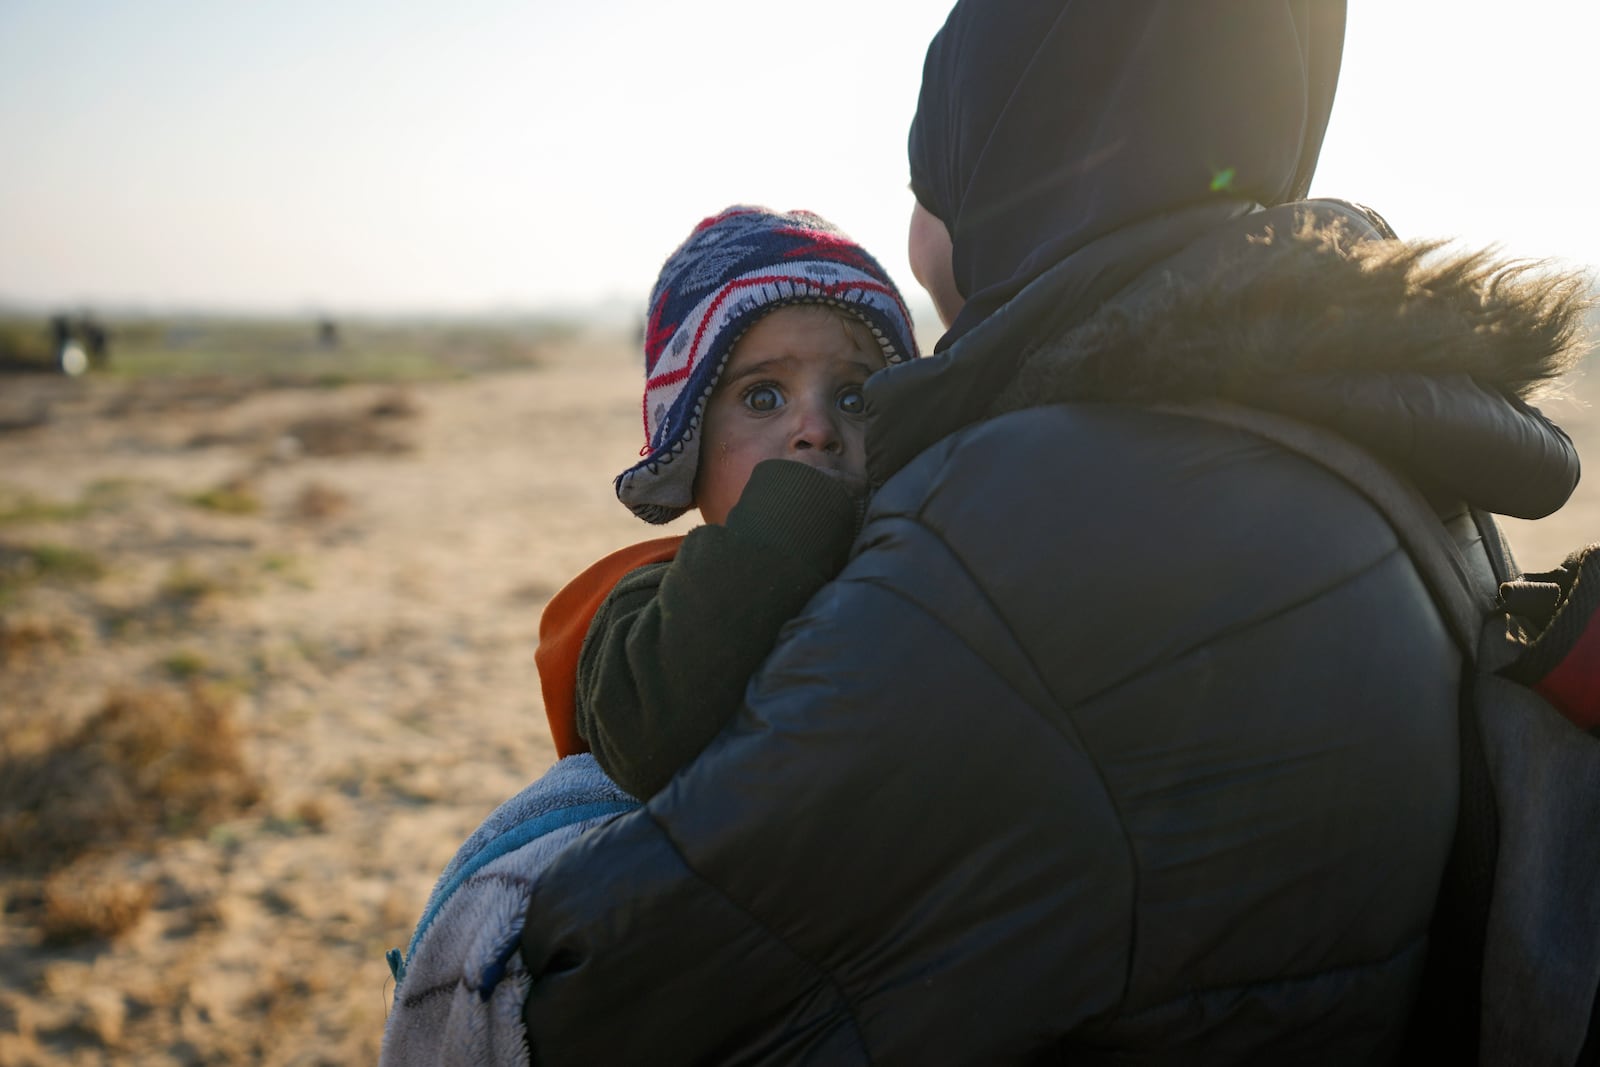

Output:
xmin=402 ymin=798 xmax=639 ymax=966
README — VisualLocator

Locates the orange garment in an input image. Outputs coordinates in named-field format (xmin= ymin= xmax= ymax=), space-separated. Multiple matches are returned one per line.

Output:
xmin=537 ymin=536 xmax=685 ymax=757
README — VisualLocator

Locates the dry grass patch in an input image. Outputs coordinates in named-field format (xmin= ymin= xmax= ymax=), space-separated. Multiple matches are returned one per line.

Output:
xmin=260 ymin=795 xmax=332 ymax=838
xmin=283 ymin=410 xmax=412 ymax=456
xmin=244 ymin=961 xmax=333 ymax=1036
xmin=161 ymin=648 xmax=209 ymax=680
xmin=0 ymin=485 xmax=89 ymax=526
xmin=188 ymin=473 xmax=262 ymax=515
xmin=38 ymin=861 xmax=158 ymax=945
xmin=0 ymin=614 xmax=83 ymax=666
xmin=0 ymin=542 xmax=104 ymax=582
xmin=158 ymin=558 xmax=257 ymax=607
xmin=100 ymin=378 xmax=256 ymax=418
xmin=369 ymin=388 xmax=422 ymax=419
xmin=290 ymin=480 xmax=351 ymax=522
xmin=0 ymin=402 xmax=51 ymax=436
xmin=0 ymin=685 xmax=262 ymax=873
xmin=0 ymin=479 xmax=151 ymax=530
xmin=105 ymin=560 xmax=251 ymax=637
xmin=0 ymin=542 xmax=105 ymax=604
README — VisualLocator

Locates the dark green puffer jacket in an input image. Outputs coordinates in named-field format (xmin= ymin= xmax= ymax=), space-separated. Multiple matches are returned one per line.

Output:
xmin=517 ymin=201 xmax=1585 ymax=1065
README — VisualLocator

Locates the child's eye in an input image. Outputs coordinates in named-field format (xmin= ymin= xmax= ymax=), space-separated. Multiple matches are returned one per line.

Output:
xmin=836 ymin=386 xmax=866 ymax=415
xmin=744 ymin=385 xmax=784 ymax=412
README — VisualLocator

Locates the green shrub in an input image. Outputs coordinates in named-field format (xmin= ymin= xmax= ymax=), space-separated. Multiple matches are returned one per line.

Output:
xmin=162 ymin=649 xmax=209 ymax=680
xmin=188 ymin=477 xmax=261 ymax=515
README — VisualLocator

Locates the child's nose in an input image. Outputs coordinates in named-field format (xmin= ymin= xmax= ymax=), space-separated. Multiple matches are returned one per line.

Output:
xmin=790 ymin=401 xmax=844 ymax=455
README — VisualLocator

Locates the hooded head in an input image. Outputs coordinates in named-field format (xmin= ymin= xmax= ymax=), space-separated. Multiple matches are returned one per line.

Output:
xmin=908 ymin=0 xmax=1346 ymax=346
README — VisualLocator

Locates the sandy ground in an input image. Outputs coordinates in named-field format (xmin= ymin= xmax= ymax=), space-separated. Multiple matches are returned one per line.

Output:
xmin=0 ymin=335 xmax=1595 ymax=1065
xmin=0 ymin=333 xmax=694 ymax=1065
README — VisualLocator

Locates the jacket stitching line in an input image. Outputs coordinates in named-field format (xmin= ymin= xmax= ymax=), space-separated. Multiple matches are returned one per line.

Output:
xmin=1146 ymin=542 xmax=1404 ymax=683
xmin=897 ymin=506 xmax=1145 ymax=1017
xmin=1098 ymin=931 xmax=1427 ymax=1029
xmin=640 ymin=805 xmax=873 ymax=1061
xmin=904 ymin=502 xmax=1408 ymax=1014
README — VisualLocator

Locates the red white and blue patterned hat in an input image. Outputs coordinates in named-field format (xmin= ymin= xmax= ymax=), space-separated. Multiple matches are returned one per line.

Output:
xmin=616 ymin=206 xmax=921 ymax=523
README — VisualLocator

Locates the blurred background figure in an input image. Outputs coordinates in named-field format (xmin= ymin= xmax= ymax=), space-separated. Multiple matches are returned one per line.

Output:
xmin=80 ymin=314 xmax=109 ymax=370
xmin=316 ymin=317 xmax=340 ymax=350
xmin=45 ymin=312 xmax=106 ymax=376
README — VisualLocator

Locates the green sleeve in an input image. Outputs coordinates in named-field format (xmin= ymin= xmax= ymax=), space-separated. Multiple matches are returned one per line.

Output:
xmin=575 ymin=460 xmax=861 ymax=799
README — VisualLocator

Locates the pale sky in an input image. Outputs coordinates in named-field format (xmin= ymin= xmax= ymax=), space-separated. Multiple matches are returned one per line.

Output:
xmin=1 ymin=2 xmax=1597 ymax=315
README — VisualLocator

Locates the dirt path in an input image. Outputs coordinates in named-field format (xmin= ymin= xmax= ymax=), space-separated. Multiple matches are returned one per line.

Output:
xmin=0 ymin=333 xmax=691 ymax=1065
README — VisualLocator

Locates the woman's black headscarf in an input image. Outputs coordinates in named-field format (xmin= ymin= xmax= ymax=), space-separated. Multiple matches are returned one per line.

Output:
xmin=909 ymin=0 xmax=1346 ymax=346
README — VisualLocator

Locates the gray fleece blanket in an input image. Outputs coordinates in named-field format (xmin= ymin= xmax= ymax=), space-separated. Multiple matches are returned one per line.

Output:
xmin=379 ymin=754 xmax=638 ymax=1067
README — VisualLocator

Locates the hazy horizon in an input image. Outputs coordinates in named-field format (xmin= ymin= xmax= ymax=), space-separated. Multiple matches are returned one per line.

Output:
xmin=4 ymin=1 xmax=1599 ymax=318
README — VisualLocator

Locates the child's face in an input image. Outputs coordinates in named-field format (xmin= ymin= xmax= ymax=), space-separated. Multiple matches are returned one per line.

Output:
xmin=693 ymin=306 xmax=886 ymax=525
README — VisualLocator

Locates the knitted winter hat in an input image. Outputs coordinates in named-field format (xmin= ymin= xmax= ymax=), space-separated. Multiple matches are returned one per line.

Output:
xmin=616 ymin=206 xmax=921 ymax=524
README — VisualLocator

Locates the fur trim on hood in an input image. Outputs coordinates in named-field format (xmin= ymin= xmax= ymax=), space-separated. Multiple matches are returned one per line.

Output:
xmin=993 ymin=216 xmax=1591 ymax=410
xmin=989 ymin=215 xmax=1594 ymax=518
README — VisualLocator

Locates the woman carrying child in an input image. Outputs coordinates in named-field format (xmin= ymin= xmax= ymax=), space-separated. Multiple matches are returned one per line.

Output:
xmin=381 ymin=209 xmax=922 ymax=1063
xmin=513 ymin=1 xmax=1587 ymax=1062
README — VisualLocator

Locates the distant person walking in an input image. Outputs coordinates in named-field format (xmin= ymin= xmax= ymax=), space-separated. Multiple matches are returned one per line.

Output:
xmin=80 ymin=315 xmax=109 ymax=370
xmin=45 ymin=313 xmax=109 ymax=375
xmin=47 ymin=315 xmax=72 ymax=371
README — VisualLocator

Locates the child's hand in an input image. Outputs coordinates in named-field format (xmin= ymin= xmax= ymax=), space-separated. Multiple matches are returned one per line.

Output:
xmin=801 ymin=462 xmax=869 ymax=498
xmin=745 ymin=458 xmax=868 ymax=503
xmin=724 ymin=460 xmax=870 ymax=573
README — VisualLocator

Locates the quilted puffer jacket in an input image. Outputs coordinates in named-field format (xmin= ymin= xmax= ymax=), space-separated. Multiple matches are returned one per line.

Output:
xmin=515 ymin=200 xmax=1585 ymax=1065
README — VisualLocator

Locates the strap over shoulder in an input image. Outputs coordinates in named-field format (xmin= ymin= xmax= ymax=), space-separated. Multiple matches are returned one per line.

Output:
xmin=1153 ymin=400 xmax=1494 ymax=657
xmin=1157 ymin=400 xmax=1600 ymax=1066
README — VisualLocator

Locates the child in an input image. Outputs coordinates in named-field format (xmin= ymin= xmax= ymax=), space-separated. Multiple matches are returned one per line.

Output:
xmin=381 ymin=208 xmax=920 ymax=1053
xmin=536 ymin=206 xmax=922 ymax=799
